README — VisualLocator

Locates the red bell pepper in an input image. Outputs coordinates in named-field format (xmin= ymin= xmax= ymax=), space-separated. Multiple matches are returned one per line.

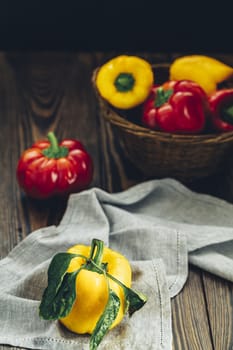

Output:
xmin=142 ymin=80 xmax=208 ymax=133
xmin=17 ymin=132 xmax=93 ymax=199
xmin=208 ymin=89 xmax=233 ymax=132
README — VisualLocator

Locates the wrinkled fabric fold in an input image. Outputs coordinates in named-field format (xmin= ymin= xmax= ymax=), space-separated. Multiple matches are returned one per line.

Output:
xmin=0 ymin=178 xmax=233 ymax=349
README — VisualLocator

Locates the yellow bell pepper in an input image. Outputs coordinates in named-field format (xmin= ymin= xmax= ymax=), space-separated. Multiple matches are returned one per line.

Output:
xmin=169 ymin=55 xmax=233 ymax=95
xmin=60 ymin=242 xmax=132 ymax=334
xmin=39 ymin=238 xmax=147 ymax=350
xmin=95 ymin=55 xmax=154 ymax=109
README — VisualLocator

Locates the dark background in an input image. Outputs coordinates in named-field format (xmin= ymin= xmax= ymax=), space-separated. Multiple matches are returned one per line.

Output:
xmin=0 ymin=1 xmax=231 ymax=53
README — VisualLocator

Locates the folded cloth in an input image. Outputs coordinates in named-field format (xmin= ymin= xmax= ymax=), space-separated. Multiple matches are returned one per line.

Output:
xmin=0 ymin=178 xmax=233 ymax=350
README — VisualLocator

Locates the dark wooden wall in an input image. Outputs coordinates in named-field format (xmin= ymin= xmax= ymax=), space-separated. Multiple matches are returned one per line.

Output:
xmin=0 ymin=1 xmax=232 ymax=53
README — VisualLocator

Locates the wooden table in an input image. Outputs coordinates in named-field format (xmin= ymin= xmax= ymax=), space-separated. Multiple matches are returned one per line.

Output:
xmin=0 ymin=51 xmax=233 ymax=349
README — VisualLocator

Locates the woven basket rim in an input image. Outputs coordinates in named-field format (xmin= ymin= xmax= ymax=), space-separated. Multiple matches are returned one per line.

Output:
xmin=92 ymin=64 xmax=233 ymax=144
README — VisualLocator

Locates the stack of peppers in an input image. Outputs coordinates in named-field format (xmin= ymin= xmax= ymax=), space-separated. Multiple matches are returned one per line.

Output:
xmin=142 ymin=81 xmax=233 ymax=134
xmin=95 ymin=54 xmax=233 ymax=134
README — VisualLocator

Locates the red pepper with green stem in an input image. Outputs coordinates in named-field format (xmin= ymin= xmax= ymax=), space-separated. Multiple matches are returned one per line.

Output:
xmin=17 ymin=132 xmax=93 ymax=199
xmin=142 ymin=80 xmax=209 ymax=133
xmin=208 ymin=89 xmax=233 ymax=132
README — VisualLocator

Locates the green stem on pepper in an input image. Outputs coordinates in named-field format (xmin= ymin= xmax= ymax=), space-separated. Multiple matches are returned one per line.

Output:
xmin=221 ymin=105 xmax=233 ymax=125
xmin=88 ymin=238 xmax=104 ymax=267
xmin=114 ymin=73 xmax=135 ymax=92
xmin=42 ymin=132 xmax=69 ymax=159
xmin=154 ymin=87 xmax=173 ymax=108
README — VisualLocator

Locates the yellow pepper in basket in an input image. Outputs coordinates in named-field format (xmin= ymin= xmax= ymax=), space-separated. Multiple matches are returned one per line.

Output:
xmin=96 ymin=55 xmax=154 ymax=109
xmin=170 ymin=55 xmax=233 ymax=95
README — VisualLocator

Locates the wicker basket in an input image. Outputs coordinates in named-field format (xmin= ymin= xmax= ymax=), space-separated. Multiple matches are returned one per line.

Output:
xmin=93 ymin=64 xmax=233 ymax=182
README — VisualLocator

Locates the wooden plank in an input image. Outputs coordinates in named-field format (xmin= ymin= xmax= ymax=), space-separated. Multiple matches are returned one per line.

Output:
xmin=0 ymin=51 xmax=104 ymax=349
xmin=0 ymin=52 xmax=33 ymax=258
xmin=1 ymin=52 xmax=103 ymax=236
xmin=172 ymin=266 xmax=213 ymax=350
xmin=202 ymin=272 xmax=233 ymax=350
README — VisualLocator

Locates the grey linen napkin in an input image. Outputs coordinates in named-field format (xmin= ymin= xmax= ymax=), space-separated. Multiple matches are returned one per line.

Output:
xmin=0 ymin=178 xmax=233 ymax=350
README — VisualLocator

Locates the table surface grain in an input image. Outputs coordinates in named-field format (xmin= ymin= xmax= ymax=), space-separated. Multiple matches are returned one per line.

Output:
xmin=0 ymin=51 xmax=233 ymax=350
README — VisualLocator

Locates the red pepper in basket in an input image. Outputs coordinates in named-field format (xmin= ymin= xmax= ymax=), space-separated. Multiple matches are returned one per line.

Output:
xmin=17 ymin=132 xmax=93 ymax=199
xmin=208 ymin=89 xmax=233 ymax=132
xmin=142 ymin=80 xmax=208 ymax=133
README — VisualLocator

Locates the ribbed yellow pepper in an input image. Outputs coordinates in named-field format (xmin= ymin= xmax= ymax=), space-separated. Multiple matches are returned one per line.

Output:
xmin=60 ymin=242 xmax=132 ymax=334
xmin=96 ymin=55 xmax=154 ymax=109
xmin=170 ymin=55 xmax=233 ymax=95
xmin=39 ymin=239 xmax=147 ymax=350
